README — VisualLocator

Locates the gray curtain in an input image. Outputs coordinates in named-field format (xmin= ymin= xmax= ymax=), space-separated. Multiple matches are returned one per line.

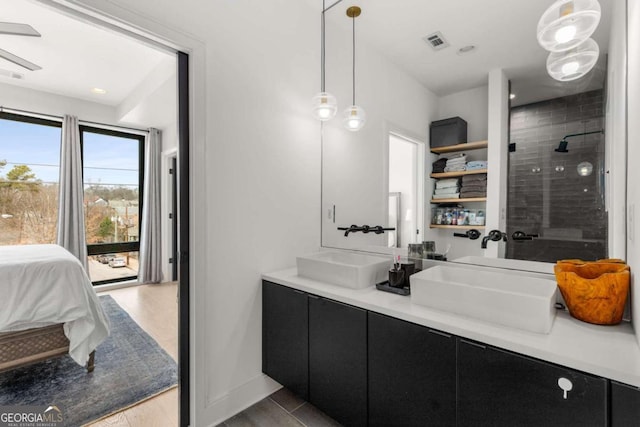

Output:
xmin=57 ymin=115 xmax=88 ymax=272
xmin=139 ymin=128 xmax=163 ymax=283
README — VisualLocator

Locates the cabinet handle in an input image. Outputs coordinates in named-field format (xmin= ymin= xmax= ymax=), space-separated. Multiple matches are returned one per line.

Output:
xmin=459 ymin=339 xmax=486 ymax=349
xmin=428 ymin=329 xmax=452 ymax=338
xmin=308 ymin=295 xmax=320 ymax=300
xmin=558 ymin=377 xmax=573 ymax=399
xmin=293 ymin=290 xmax=306 ymax=295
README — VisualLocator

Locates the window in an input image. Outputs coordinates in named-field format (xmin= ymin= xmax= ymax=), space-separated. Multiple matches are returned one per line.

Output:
xmin=0 ymin=113 xmax=62 ymax=245
xmin=81 ymin=126 xmax=144 ymax=285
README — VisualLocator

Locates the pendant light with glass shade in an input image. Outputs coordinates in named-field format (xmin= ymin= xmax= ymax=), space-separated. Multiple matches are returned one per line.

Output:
xmin=537 ymin=0 xmax=601 ymax=82
xmin=343 ymin=6 xmax=366 ymax=132
xmin=537 ymin=0 xmax=601 ymax=52
xmin=312 ymin=0 xmax=338 ymax=121
xmin=546 ymin=37 xmax=600 ymax=81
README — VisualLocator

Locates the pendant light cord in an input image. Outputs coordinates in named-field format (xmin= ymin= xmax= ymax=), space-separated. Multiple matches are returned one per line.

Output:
xmin=352 ymin=14 xmax=356 ymax=105
xmin=321 ymin=0 xmax=325 ymax=92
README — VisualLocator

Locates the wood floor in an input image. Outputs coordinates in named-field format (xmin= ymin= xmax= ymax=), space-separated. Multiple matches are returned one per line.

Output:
xmin=88 ymin=282 xmax=178 ymax=427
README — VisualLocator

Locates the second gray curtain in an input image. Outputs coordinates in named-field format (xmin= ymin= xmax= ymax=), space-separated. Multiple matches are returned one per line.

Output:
xmin=57 ymin=115 xmax=88 ymax=272
xmin=138 ymin=128 xmax=163 ymax=283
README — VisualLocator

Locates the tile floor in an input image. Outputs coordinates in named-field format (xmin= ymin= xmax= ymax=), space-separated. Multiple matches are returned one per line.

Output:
xmin=219 ymin=388 xmax=342 ymax=427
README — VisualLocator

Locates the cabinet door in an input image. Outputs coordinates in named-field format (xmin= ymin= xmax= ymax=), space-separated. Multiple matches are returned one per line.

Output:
xmin=262 ymin=281 xmax=309 ymax=400
xmin=309 ymin=296 xmax=367 ymax=427
xmin=612 ymin=381 xmax=640 ymax=427
xmin=368 ymin=312 xmax=456 ymax=427
xmin=458 ymin=339 xmax=607 ymax=427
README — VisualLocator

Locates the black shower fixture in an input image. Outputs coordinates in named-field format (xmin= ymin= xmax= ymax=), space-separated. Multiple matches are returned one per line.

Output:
xmin=554 ymin=130 xmax=604 ymax=153
xmin=555 ymin=139 xmax=569 ymax=153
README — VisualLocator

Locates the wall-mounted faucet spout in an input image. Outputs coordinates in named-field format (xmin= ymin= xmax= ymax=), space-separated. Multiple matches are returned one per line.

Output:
xmin=481 ymin=229 xmax=507 ymax=249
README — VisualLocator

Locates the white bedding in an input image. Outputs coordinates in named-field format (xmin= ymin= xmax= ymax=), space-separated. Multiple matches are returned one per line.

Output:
xmin=0 ymin=244 xmax=110 ymax=366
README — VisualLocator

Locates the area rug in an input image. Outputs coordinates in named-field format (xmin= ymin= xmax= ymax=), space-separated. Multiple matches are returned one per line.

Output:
xmin=0 ymin=295 xmax=178 ymax=426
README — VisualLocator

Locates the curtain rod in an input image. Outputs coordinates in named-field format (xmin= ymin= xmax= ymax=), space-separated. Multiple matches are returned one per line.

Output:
xmin=0 ymin=106 xmax=150 ymax=135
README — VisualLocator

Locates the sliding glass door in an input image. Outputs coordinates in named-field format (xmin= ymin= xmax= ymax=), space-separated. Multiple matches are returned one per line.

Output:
xmin=81 ymin=125 xmax=145 ymax=285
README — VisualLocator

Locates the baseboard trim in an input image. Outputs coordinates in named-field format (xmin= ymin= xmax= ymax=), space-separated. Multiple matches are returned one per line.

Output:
xmin=204 ymin=373 xmax=281 ymax=426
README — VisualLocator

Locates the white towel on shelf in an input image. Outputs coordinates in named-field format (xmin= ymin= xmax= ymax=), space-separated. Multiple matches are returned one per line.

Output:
xmin=434 ymin=187 xmax=460 ymax=195
xmin=433 ymin=192 xmax=460 ymax=199
xmin=444 ymin=164 xmax=467 ymax=172
xmin=435 ymin=178 xmax=459 ymax=189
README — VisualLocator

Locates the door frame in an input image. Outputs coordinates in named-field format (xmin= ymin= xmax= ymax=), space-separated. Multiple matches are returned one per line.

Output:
xmin=39 ymin=1 xmax=207 ymax=425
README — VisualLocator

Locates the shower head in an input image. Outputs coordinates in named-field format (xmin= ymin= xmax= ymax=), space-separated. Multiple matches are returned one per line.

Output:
xmin=555 ymin=140 xmax=569 ymax=153
xmin=554 ymin=129 xmax=604 ymax=153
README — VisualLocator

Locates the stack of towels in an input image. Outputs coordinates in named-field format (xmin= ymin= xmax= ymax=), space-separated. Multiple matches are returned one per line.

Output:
xmin=433 ymin=178 xmax=460 ymax=199
xmin=432 ymin=157 xmax=448 ymax=173
xmin=466 ymin=160 xmax=487 ymax=171
xmin=460 ymin=173 xmax=487 ymax=198
xmin=444 ymin=153 xmax=467 ymax=172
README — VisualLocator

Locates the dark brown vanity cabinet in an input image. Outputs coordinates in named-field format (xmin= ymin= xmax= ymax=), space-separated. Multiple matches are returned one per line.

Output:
xmin=457 ymin=339 xmax=608 ymax=427
xmin=368 ymin=312 xmax=456 ymax=427
xmin=611 ymin=381 xmax=640 ymax=427
xmin=308 ymin=295 xmax=368 ymax=427
xmin=262 ymin=281 xmax=309 ymax=400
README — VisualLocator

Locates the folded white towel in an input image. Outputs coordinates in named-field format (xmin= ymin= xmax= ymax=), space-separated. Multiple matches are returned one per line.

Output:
xmin=444 ymin=164 xmax=467 ymax=172
xmin=434 ymin=187 xmax=460 ymax=195
xmin=436 ymin=178 xmax=459 ymax=186
xmin=435 ymin=180 xmax=460 ymax=189
xmin=433 ymin=192 xmax=460 ymax=199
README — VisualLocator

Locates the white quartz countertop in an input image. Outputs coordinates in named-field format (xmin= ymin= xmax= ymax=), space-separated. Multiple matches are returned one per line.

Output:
xmin=263 ymin=268 xmax=640 ymax=388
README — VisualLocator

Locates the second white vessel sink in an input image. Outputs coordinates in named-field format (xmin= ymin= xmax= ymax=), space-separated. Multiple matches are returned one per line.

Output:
xmin=296 ymin=251 xmax=390 ymax=289
xmin=410 ymin=265 xmax=558 ymax=334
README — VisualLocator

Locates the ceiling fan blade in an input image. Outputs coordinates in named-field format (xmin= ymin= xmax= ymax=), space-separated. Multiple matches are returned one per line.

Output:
xmin=0 ymin=48 xmax=41 ymax=71
xmin=0 ymin=22 xmax=41 ymax=37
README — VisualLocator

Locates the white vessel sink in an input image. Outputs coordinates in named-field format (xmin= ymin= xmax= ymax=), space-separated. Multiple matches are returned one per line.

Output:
xmin=410 ymin=265 xmax=557 ymax=334
xmin=296 ymin=251 xmax=390 ymax=289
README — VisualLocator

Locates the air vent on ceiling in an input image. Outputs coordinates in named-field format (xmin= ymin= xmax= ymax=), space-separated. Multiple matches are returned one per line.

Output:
xmin=423 ymin=31 xmax=450 ymax=51
xmin=0 ymin=68 xmax=24 ymax=79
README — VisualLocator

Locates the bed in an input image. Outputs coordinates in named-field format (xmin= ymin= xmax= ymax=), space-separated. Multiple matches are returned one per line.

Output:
xmin=0 ymin=244 xmax=110 ymax=373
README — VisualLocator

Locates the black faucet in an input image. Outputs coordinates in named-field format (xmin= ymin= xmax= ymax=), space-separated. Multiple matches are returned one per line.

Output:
xmin=511 ymin=230 xmax=540 ymax=241
xmin=481 ymin=229 xmax=507 ymax=248
xmin=338 ymin=224 xmax=395 ymax=237
xmin=453 ymin=229 xmax=482 ymax=240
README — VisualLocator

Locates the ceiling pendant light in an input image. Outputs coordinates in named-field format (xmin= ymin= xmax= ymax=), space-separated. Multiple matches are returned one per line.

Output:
xmin=546 ymin=38 xmax=599 ymax=81
xmin=537 ymin=0 xmax=601 ymax=52
xmin=342 ymin=6 xmax=366 ymax=132
xmin=313 ymin=0 xmax=338 ymax=121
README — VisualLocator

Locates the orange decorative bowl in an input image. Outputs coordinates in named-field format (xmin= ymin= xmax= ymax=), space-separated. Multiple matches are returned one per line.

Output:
xmin=554 ymin=259 xmax=630 ymax=325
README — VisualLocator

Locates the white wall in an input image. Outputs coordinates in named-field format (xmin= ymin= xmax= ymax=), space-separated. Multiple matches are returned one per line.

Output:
xmin=63 ymin=0 xmax=322 ymax=425
xmin=437 ymin=85 xmax=488 ymax=143
xmin=0 ymin=81 xmax=118 ymax=123
xmin=627 ymin=0 xmax=640 ymax=346
xmin=606 ymin=0 xmax=628 ymax=261
xmin=425 ymin=85 xmax=489 ymax=259
xmin=321 ymin=18 xmax=439 ymax=250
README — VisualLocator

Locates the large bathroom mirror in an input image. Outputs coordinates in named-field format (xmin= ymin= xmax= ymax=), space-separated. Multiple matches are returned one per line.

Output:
xmin=320 ymin=0 xmax=626 ymax=272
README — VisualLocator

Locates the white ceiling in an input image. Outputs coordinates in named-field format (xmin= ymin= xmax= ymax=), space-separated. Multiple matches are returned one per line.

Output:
xmin=0 ymin=0 xmax=614 ymax=114
xmin=313 ymin=0 xmax=613 ymax=104
xmin=0 ymin=0 xmax=175 ymax=122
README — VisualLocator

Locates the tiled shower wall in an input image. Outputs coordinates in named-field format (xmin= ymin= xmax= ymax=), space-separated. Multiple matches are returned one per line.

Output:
xmin=507 ymin=89 xmax=607 ymax=262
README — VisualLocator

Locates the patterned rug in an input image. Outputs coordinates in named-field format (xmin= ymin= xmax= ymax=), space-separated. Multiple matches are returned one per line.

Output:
xmin=0 ymin=295 xmax=178 ymax=426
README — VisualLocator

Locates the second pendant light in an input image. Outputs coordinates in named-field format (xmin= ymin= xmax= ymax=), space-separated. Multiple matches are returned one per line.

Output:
xmin=342 ymin=6 xmax=366 ymax=132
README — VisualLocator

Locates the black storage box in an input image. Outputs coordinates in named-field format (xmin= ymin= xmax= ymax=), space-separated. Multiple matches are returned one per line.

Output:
xmin=430 ymin=117 xmax=468 ymax=148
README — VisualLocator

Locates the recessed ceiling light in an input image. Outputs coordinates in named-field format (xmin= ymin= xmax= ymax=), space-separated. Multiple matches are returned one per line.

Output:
xmin=457 ymin=45 xmax=476 ymax=55
xmin=510 ymin=93 xmax=516 ymax=100
xmin=91 ymin=87 xmax=107 ymax=94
